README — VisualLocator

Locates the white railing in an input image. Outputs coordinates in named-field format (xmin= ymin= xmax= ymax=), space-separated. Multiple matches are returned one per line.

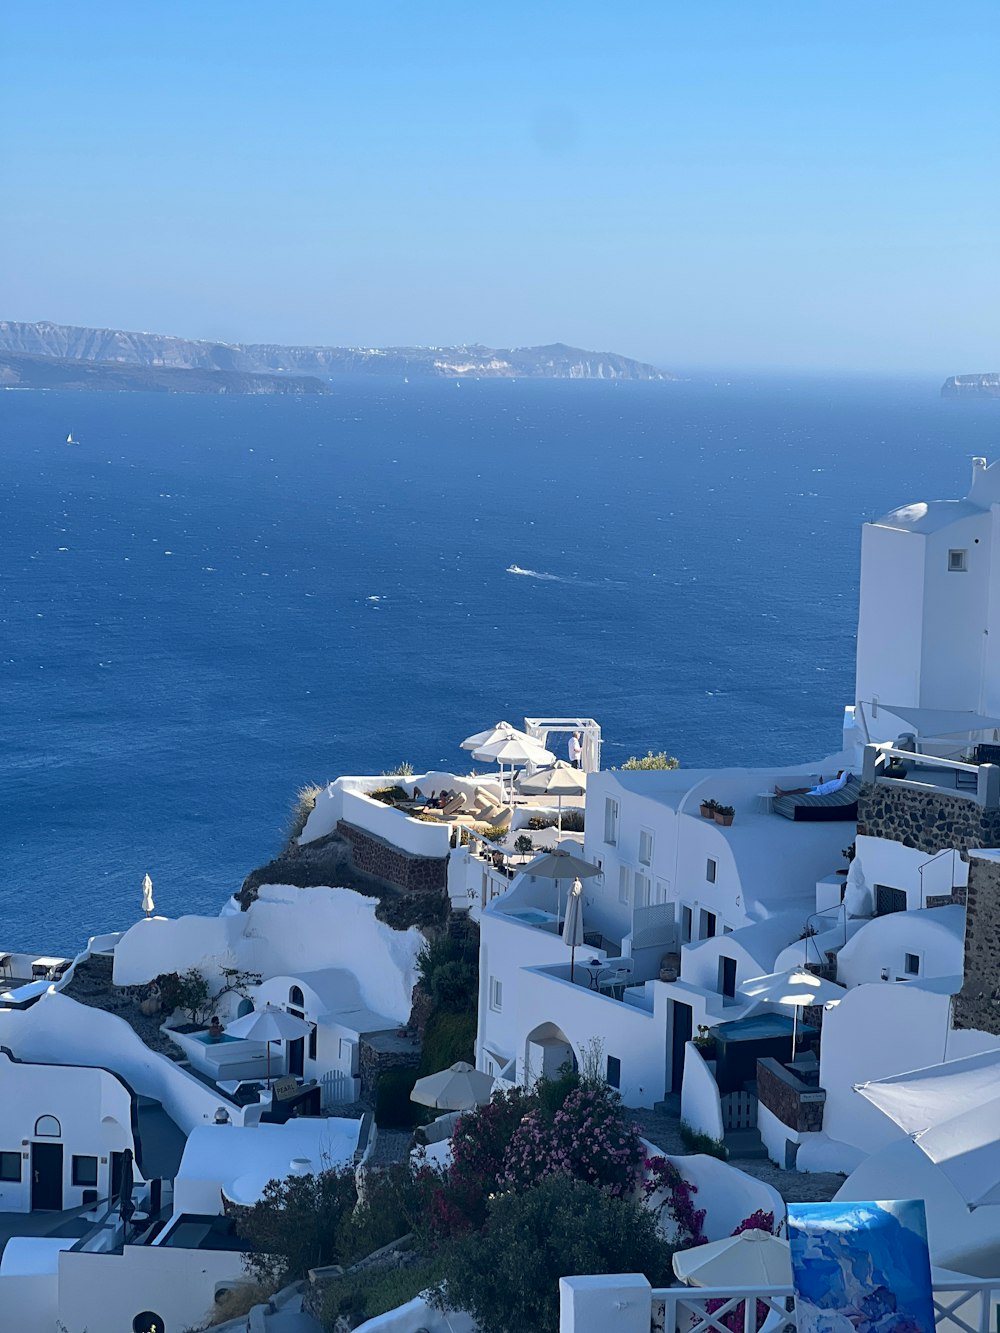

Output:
xmin=650 ymin=1281 xmax=1000 ymax=1333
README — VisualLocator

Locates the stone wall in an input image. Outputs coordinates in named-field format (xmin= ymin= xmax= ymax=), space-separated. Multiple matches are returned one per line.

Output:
xmin=756 ymin=1058 xmax=825 ymax=1133
xmin=857 ymin=781 xmax=1000 ymax=855
xmin=953 ymin=855 xmax=1000 ymax=1033
xmin=337 ymin=819 xmax=448 ymax=894
xmin=359 ymin=1031 xmax=422 ymax=1103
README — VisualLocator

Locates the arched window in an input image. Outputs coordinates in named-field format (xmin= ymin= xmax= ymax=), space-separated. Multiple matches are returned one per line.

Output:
xmin=288 ymin=986 xmax=304 ymax=1008
xmin=133 ymin=1314 xmax=165 ymax=1333
xmin=34 ymin=1115 xmax=61 ymax=1137
xmin=237 ymin=997 xmax=254 ymax=1018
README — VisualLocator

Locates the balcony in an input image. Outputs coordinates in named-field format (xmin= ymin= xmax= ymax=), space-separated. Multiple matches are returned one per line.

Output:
xmin=859 ymin=743 xmax=1000 ymax=855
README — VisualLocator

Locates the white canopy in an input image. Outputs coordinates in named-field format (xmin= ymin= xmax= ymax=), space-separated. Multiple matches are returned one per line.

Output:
xmin=226 ymin=1004 xmax=313 ymax=1043
xmin=411 ymin=1061 xmax=495 ymax=1111
xmin=740 ymin=967 xmax=847 ymax=1009
xmin=865 ymin=703 xmax=1000 ymax=738
xmin=461 ymin=722 xmax=531 ymax=752
xmin=672 ymin=1229 xmax=792 ymax=1287
xmin=473 ymin=734 xmax=554 ymax=766
xmin=856 ymin=1048 xmax=1000 ymax=1207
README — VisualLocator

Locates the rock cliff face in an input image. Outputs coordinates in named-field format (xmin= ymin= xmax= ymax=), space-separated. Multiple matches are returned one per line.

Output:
xmin=0 ymin=321 xmax=672 ymax=382
xmin=0 ymin=351 xmax=327 ymax=395
xmin=942 ymin=373 xmax=1000 ymax=398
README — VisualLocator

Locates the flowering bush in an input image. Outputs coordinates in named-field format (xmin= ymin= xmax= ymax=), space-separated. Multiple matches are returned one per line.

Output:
xmin=503 ymin=1085 xmax=644 ymax=1198
xmin=642 ymin=1155 xmax=707 ymax=1246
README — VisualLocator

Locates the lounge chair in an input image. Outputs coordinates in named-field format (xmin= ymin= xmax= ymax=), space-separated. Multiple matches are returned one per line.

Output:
xmin=773 ymin=775 xmax=861 ymax=822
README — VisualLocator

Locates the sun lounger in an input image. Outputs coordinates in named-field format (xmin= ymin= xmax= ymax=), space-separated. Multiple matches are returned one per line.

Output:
xmin=773 ymin=776 xmax=861 ymax=822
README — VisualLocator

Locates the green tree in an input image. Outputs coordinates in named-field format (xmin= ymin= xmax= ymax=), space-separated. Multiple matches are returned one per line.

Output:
xmin=615 ymin=751 xmax=679 ymax=771
xmin=433 ymin=1175 xmax=674 ymax=1333
xmin=234 ymin=1168 xmax=358 ymax=1286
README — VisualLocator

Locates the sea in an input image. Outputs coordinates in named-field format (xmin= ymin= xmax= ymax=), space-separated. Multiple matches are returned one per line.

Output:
xmin=1 ymin=375 xmax=996 ymax=953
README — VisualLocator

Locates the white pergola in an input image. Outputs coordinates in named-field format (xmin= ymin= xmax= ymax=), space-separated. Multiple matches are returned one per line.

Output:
xmin=524 ymin=717 xmax=602 ymax=773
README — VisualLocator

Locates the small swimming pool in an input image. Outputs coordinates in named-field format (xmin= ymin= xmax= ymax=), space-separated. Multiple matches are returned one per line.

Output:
xmin=190 ymin=1031 xmax=242 ymax=1045
xmin=503 ymin=908 xmax=556 ymax=925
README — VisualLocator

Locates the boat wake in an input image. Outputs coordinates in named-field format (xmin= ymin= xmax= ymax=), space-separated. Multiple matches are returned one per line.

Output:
xmin=507 ymin=564 xmax=562 ymax=582
xmin=506 ymin=563 xmax=625 ymax=589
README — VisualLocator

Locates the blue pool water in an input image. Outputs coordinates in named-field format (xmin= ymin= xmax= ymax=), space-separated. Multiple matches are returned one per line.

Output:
xmin=1 ymin=375 xmax=996 ymax=952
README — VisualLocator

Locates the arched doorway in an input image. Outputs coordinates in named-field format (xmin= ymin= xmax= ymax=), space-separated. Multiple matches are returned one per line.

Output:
xmin=524 ymin=1022 xmax=577 ymax=1086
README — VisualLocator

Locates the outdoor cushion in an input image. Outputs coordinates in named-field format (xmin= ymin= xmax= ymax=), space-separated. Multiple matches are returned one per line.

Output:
xmin=773 ymin=776 xmax=861 ymax=822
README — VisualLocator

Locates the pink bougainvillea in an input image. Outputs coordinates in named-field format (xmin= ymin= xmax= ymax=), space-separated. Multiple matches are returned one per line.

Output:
xmin=642 ymin=1155 xmax=707 ymax=1247
xmin=502 ymin=1086 xmax=644 ymax=1198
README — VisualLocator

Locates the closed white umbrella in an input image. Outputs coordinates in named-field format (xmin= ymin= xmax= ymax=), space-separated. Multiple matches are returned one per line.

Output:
xmin=517 ymin=761 xmax=587 ymax=834
xmin=411 ymin=1060 xmax=495 ymax=1111
xmin=141 ymin=873 xmax=155 ymax=917
xmin=740 ymin=967 xmax=846 ymax=1061
xmin=225 ymin=1003 xmax=313 ymax=1087
xmin=564 ymin=878 xmax=585 ymax=982
xmin=523 ymin=848 xmax=602 ymax=925
xmin=672 ymin=1229 xmax=792 ymax=1287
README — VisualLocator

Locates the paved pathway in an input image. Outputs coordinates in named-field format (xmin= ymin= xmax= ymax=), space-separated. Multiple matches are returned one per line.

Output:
xmin=634 ymin=1108 xmax=846 ymax=1204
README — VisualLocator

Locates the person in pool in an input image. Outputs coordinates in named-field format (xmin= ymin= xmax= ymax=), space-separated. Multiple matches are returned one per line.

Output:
xmin=207 ymin=1015 xmax=224 ymax=1042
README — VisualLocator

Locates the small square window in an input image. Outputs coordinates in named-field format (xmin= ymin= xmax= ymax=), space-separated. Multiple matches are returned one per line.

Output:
xmin=606 ymin=1055 xmax=621 ymax=1089
xmin=706 ymin=857 xmax=717 ymax=884
xmin=948 ymin=549 xmax=968 ymax=572
xmin=490 ymin=977 xmax=503 ymax=1012
xmin=904 ymin=953 xmax=921 ymax=976
xmin=0 ymin=1152 xmax=21 ymax=1182
xmin=72 ymin=1155 xmax=98 ymax=1188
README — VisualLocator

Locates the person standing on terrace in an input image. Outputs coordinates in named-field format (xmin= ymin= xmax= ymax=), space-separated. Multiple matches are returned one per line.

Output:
xmin=568 ymin=732 xmax=583 ymax=768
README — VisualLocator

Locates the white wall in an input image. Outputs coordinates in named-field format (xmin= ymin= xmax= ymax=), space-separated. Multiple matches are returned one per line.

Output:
xmin=57 ymin=1238 xmax=246 ymax=1333
xmin=835 ymin=905 xmax=965 ymax=988
xmin=854 ymin=834 xmax=966 ymax=914
xmin=680 ymin=1042 xmax=724 ymax=1143
xmin=113 ymin=886 xmax=423 ymax=1027
xmin=640 ymin=1148 xmax=785 ymax=1243
xmin=855 ymin=523 xmax=925 ymax=709
xmin=0 ymin=1053 xmax=135 ymax=1212
xmin=920 ymin=514 xmax=991 ymax=711
xmin=340 ymin=788 xmax=451 ymax=858
xmin=355 ymin=1296 xmax=478 ymax=1333
xmin=0 ymin=1239 xmax=69 ymax=1333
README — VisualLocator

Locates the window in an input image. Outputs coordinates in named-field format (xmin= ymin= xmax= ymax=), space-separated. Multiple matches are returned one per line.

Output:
xmin=638 ymin=829 xmax=654 ymax=865
xmin=308 ymin=1024 xmax=318 ymax=1061
xmin=948 ymin=549 xmax=968 ymax=572
xmin=719 ymin=956 xmax=737 ymax=998
xmin=489 ymin=976 xmax=503 ymax=1011
xmin=0 ymin=1152 xmax=20 ymax=1182
xmin=288 ymin=986 xmax=305 ymax=1007
xmin=633 ymin=872 xmax=650 ymax=908
xmin=706 ymin=857 xmax=717 ymax=884
xmin=618 ymin=865 xmax=630 ymax=904
xmin=700 ymin=909 xmax=717 ymax=939
xmin=904 ymin=952 xmax=921 ymax=976
xmin=681 ymin=906 xmax=693 ymax=942
xmin=875 ymin=884 xmax=907 ymax=917
xmin=606 ymin=1055 xmax=621 ymax=1089
xmin=34 ymin=1116 xmax=61 ymax=1137
xmin=604 ymin=798 xmax=619 ymax=844
xmin=72 ymin=1155 xmax=98 ymax=1188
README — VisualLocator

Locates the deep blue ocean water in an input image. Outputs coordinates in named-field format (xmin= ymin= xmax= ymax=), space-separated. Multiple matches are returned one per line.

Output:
xmin=2 ymin=376 xmax=996 ymax=952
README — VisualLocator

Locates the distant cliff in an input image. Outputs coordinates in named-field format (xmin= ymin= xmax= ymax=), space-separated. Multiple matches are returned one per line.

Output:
xmin=942 ymin=373 xmax=1000 ymax=398
xmin=0 ymin=320 xmax=672 ymax=383
xmin=0 ymin=352 xmax=327 ymax=396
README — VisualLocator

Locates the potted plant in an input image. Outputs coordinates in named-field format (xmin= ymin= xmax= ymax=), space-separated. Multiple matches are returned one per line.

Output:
xmin=714 ymin=804 xmax=735 ymax=827
xmin=699 ymin=798 xmax=718 ymax=819
xmin=693 ymin=1024 xmax=717 ymax=1058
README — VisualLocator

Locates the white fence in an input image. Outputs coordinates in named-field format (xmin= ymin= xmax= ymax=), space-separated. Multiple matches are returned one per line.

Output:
xmin=320 ymin=1069 xmax=358 ymax=1109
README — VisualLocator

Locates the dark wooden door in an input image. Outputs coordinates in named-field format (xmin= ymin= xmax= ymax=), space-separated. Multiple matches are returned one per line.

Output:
xmin=671 ymin=1002 xmax=692 ymax=1094
xmin=31 ymin=1142 xmax=63 ymax=1211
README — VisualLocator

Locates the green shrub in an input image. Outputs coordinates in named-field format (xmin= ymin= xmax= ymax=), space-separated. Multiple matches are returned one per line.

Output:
xmin=615 ymin=751 xmax=679 ymax=771
xmin=513 ymin=834 xmax=534 ymax=856
xmin=338 ymin=1162 xmax=423 ymax=1263
xmin=416 ymin=931 xmax=479 ymax=1013
xmin=419 ymin=1009 xmax=476 ymax=1075
xmin=375 ymin=1067 xmax=422 ymax=1128
xmin=322 ymin=1256 xmax=444 ymax=1330
xmin=286 ymin=782 xmax=323 ymax=843
xmin=679 ymin=1120 xmax=728 ymax=1160
xmin=560 ymin=809 xmax=585 ymax=832
xmin=368 ymin=784 xmax=410 ymax=805
xmin=382 ymin=762 xmax=415 ymax=778
xmin=432 ymin=1175 xmax=675 ymax=1333
xmin=233 ymin=1168 xmax=358 ymax=1287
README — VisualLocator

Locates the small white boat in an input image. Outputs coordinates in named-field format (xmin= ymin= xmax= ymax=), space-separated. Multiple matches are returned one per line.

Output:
xmin=66 ymin=432 xmax=80 ymax=445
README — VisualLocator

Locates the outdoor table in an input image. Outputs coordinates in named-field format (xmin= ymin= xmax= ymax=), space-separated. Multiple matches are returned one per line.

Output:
xmin=31 ymin=957 xmax=65 ymax=980
xmin=582 ymin=959 xmax=606 ymax=990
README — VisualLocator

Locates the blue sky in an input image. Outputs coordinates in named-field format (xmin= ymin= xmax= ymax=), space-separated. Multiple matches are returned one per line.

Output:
xmin=2 ymin=2 xmax=997 ymax=371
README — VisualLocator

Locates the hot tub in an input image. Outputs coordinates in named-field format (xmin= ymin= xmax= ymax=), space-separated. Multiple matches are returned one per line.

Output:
xmin=167 ymin=1027 xmax=272 ymax=1081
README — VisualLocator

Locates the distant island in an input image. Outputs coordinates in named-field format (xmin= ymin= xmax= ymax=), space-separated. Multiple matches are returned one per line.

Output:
xmin=941 ymin=373 xmax=1000 ymax=398
xmin=0 ymin=320 xmax=673 ymax=394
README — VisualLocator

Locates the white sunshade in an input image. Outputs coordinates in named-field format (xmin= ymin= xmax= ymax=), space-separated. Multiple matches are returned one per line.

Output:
xmin=672 ymin=1229 xmax=792 ymax=1288
xmin=871 ymin=704 xmax=1000 ymax=737
xmin=411 ymin=1061 xmax=495 ymax=1111
xmin=516 ymin=761 xmax=588 ymax=798
xmin=523 ymin=848 xmax=602 ymax=881
xmin=473 ymin=734 xmax=555 ymax=766
xmin=855 ymin=1048 xmax=1000 ymax=1208
xmin=461 ymin=721 xmax=530 ymax=751
xmin=740 ymin=967 xmax=847 ymax=1009
xmin=225 ymin=1004 xmax=313 ymax=1043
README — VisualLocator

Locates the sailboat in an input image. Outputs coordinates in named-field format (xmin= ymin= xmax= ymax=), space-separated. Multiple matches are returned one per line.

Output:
xmin=66 ymin=432 xmax=80 ymax=445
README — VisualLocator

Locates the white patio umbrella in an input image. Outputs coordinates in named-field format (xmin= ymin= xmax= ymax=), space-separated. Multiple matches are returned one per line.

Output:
xmin=563 ymin=878 xmax=585 ymax=982
xmin=855 ymin=1048 xmax=1000 ymax=1208
xmin=411 ymin=1061 xmax=495 ymax=1111
xmin=672 ymin=1229 xmax=792 ymax=1287
xmin=740 ymin=967 xmax=847 ymax=1061
xmin=473 ymin=733 xmax=555 ymax=804
xmin=516 ymin=761 xmax=587 ymax=834
xmin=141 ymin=873 xmax=155 ymax=917
xmin=523 ymin=848 xmax=602 ymax=925
xmin=225 ymin=1003 xmax=313 ymax=1087
xmin=461 ymin=721 xmax=531 ymax=751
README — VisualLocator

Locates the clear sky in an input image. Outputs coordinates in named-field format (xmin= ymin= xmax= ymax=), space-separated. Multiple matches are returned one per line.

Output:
xmin=2 ymin=1 xmax=997 ymax=372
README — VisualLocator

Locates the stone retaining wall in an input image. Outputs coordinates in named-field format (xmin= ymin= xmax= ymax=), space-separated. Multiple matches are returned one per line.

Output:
xmin=858 ymin=782 xmax=1000 ymax=855
xmin=954 ymin=855 xmax=1000 ymax=1034
xmin=337 ymin=819 xmax=448 ymax=893
xmin=359 ymin=1031 xmax=422 ymax=1103
xmin=756 ymin=1058 xmax=825 ymax=1133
